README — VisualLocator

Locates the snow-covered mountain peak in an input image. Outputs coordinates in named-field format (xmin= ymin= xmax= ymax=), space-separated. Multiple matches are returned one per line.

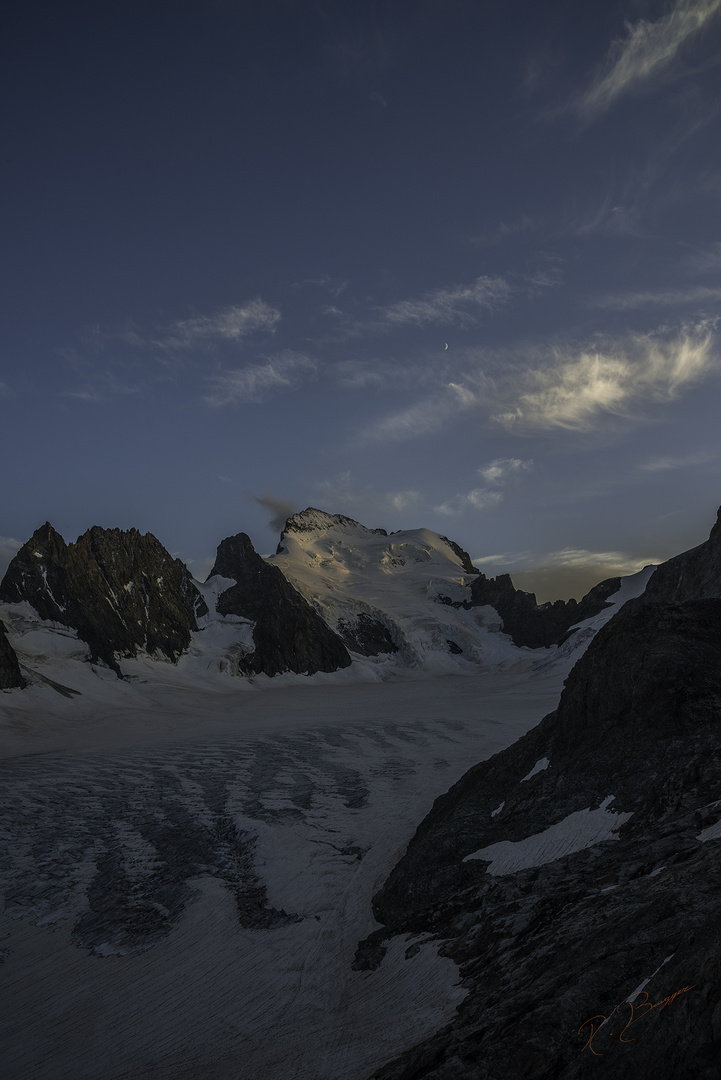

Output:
xmin=279 ymin=507 xmax=389 ymax=546
xmin=268 ymin=513 xmax=515 ymax=673
xmin=276 ymin=508 xmax=474 ymax=577
xmin=271 ymin=514 xmax=477 ymax=591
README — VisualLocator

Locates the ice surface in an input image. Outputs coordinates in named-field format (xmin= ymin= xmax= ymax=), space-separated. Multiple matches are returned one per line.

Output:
xmin=0 ymin=637 xmax=572 ymax=1079
xmin=0 ymin=559 xmax=654 ymax=1078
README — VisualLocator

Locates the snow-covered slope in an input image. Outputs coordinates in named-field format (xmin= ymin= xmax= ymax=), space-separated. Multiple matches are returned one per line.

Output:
xmin=268 ymin=508 xmax=651 ymax=678
xmin=269 ymin=509 xmax=522 ymax=674
xmin=0 ymin=510 xmax=654 ymax=702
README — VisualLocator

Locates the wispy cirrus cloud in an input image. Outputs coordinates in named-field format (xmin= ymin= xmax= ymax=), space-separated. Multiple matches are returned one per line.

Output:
xmin=474 ymin=547 xmax=660 ymax=603
xmin=312 ymin=472 xmax=424 ymax=520
xmin=684 ymin=241 xmax=721 ymax=275
xmin=313 ymin=268 xmax=560 ymax=346
xmin=590 ymin=285 xmax=721 ymax=310
xmin=572 ymin=0 xmax=721 ymax=119
xmin=205 ymin=351 xmax=317 ymax=406
xmin=292 ymin=275 xmax=348 ymax=297
xmin=61 ymin=369 xmax=145 ymax=402
xmin=433 ymin=456 xmax=533 ymax=518
xmin=494 ymin=324 xmax=718 ymax=433
xmin=331 ymin=359 xmax=394 ymax=389
xmin=474 ymin=547 xmax=656 ymax=573
xmin=358 ymin=380 xmax=483 ymax=443
xmin=469 ymin=214 xmax=541 ymax=247
xmin=377 ymin=275 xmax=511 ymax=329
xmin=479 ymin=457 xmax=534 ymax=484
xmin=162 ymin=299 xmax=281 ymax=350
xmin=356 ymin=322 xmax=717 ymax=446
xmin=638 ymin=448 xmax=720 ymax=471
xmin=433 ymin=488 xmax=504 ymax=517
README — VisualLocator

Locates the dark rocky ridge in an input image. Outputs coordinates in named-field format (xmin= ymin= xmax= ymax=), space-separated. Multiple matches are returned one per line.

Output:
xmin=0 ymin=619 xmax=25 ymax=689
xmin=437 ymin=535 xmax=480 ymax=576
xmin=208 ymin=532 xmax=352 ymax=677
xmin=359 ymin=509 xmax=721 ymax=1079
xmin=642 ymin=505 xmax=721 ymax=604
xmin=457 ymin=572 xmax=622 ymax=649
xmin=0 ymin=523 xmax=208 ymax=676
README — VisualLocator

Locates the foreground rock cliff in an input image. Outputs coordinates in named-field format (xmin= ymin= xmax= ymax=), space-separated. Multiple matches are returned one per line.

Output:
xmin=359 ymin=508 xmax=721 ymax=1080
xmin=0 ymin=523 xmax=208 ymax=675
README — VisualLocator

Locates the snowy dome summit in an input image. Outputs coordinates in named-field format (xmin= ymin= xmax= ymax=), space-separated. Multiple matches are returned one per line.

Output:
xmin=269 ymin=508 xmax=501 ymax=674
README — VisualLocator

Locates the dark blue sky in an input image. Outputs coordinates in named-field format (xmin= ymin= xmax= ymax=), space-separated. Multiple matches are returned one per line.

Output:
xmin=3 ymin=0 xmax=721 ymax=598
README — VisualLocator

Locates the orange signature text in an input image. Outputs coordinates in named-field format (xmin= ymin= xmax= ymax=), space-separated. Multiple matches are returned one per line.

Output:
xmin=578 ymin=984 xmax=697 ymax=1056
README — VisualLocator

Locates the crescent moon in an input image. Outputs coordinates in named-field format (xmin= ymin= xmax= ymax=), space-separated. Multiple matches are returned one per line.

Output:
xmin=444 ymin=343 xmax=449 ymax=350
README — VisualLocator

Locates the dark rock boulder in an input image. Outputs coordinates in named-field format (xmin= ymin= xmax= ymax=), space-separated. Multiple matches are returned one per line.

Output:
xmin=0 ymin=620 xmax=25 ymax=689
xmin=208 ymin=532 xmax=352 ymax=677
xmin=0 ymin=523 xmax=208 ymax=675
xmin=463 ymin=572 xmax=622 ymax=648
xmin=361 ymin=509 xmax=721 ymax=1079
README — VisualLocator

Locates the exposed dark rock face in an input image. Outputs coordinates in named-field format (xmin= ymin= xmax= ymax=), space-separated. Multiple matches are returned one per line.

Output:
xmin=0 ymin=522 xmax=208 ymax=675
xmin=361 ymin=510 xmax=721 ymax=1079
xmin=438 ymin=536 xmax=479 ymax=576
xmin=0 ymin=521 xmax=69 ymax=625
xmin=0 ymin=620 xmax=25 ymax=689
xmin=208 ymin=532 xmax=352 ymax=677
xmin=463 ymin=572 xmax=622 ymax=648
xmin=642 ymin=505 xmax=721 ymax=604
xmin=336 ymin=613 xmax=399 ymax=657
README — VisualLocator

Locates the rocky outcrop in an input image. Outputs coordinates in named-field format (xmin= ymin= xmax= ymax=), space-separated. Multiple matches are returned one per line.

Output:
xmin=336 ymin=613 xmax=399 ymax=657
xmin=642 ymin=504 xmax=721 ymax=604
xmin=360 ymin=509 xmax=721 ymax=1079
xmin=0 ymin=620 xmax=25 ymax=689
xmin=438 ymin=536 xmax=479 ymax=576
xmin=0 ymin=523 xmax=208 ymax=675
xmin=462 ymin=572 xmax=622 ymax=648
xmin=208 ymin=532 xmax=352 ymax=677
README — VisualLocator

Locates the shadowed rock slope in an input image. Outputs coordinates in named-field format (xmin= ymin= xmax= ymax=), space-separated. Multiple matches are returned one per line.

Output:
xmin=208 ymin=532 xmax=352 ymax=677
xmin=359 ymin=509 xmax=721 ymax=1080
xmin=0 ymin=523 xmax=208 ymax=675
xmin=0 ymin=620 xmax=24 ymax=689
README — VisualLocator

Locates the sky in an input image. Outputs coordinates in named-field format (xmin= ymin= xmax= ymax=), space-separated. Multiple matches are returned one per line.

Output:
xmin=2 ymin=0 xmax=721 ymax=600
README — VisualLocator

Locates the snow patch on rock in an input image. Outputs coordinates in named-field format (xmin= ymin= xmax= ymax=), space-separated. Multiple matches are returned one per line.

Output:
xmin=463 ymin=795 xmax=633 ymax=875
xmin=521 ymin=757 xmax=549 ymax=782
